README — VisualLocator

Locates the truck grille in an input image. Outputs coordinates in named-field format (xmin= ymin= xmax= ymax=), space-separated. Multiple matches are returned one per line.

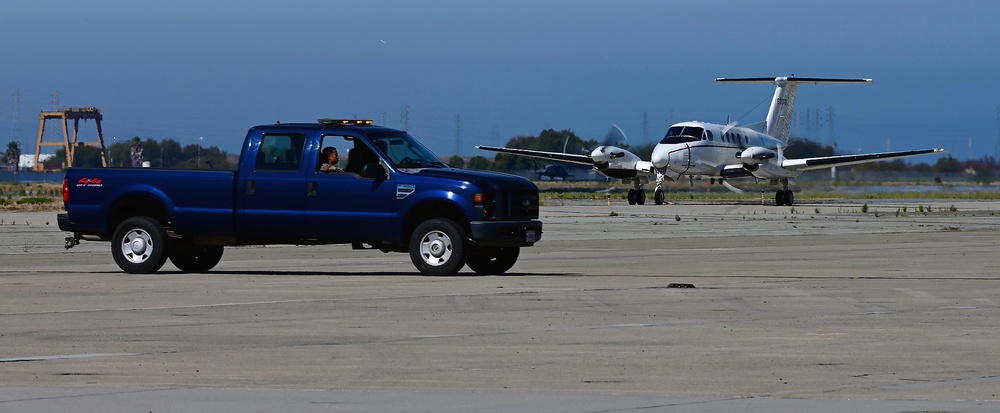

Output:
xmin=504 ymin=189 xmax=539 ymax=219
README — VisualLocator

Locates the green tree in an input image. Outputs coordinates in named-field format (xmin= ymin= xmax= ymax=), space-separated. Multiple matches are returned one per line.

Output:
xmin=130 ymin=137 xmax=144 ymax=167
xmin=932 ymin=156 xmax=962 ymax=173
xmin=4 ymin=141 xmax=21 ymax=172
xmin=160 ymin=139 xmax=184 ymax=167
xmin=784 ymin=137 xmax=835 ymax=159
xmin=466 ymin=155 xmax=491 ymax=170
xmin=447 ymin=155 xmax=465 ymax=168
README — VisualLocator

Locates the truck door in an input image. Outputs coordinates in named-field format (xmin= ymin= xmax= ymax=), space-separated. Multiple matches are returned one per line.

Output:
xmin=235 ymin=132 xmax=308 ymax=240
xmin=304 ymin=135 xmax=396 ymax=242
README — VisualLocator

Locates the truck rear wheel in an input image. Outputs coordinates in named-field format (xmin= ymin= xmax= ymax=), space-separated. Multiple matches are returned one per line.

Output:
xmin=112 ymin=216 xmax=169 ymax=274
xmin=409 ymin=218 xmax=467 ymax=276
xmin=169 ymin=240 xmax=224 ymax=273
xmin=466 ymin=246 xmax=520 ymax=275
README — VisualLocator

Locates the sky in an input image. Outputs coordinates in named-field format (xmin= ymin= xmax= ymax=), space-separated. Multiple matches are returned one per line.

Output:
xmin=2 ymin=0 xmax=999 ymax=162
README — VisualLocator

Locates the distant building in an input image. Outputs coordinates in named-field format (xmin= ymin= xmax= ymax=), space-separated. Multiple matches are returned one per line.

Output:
xmin=19 ymin=154 xmax=53 ymax=170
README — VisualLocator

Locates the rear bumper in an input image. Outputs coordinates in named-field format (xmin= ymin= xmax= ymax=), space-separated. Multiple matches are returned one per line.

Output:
xmin=57 ymin=213 xmax=71 ymax=231
xmin=469 ymin=220 xmax=542 ymax=247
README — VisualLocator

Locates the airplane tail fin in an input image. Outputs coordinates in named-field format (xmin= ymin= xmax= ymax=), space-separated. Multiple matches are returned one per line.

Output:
xmin=715 ymin=76 xmax=873 ymax=143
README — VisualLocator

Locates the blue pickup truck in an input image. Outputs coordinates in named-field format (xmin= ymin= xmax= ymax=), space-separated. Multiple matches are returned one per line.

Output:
xmin=59 ymin=119 xmax=542 ymax=276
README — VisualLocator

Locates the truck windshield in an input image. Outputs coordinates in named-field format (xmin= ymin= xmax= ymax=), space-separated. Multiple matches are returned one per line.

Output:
xmin=368 ymin=131 xmax=448 ymax=169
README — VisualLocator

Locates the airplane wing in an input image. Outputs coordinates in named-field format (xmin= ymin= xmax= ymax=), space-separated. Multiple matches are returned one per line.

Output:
xmin=782 ymin=148 xmax=946 ymax=171
xmin=475 ymin=145 xmax=595 ymax=166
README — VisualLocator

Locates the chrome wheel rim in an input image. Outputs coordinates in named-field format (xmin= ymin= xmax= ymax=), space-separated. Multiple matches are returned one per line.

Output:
xmin=121 ymin=228 xmax=154 ymax=264
xmin=418 ymin=230 xmax=452 ymax=266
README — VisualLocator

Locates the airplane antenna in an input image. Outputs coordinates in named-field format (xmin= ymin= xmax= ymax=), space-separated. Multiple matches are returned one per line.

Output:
xmin=733 ymin=93 xmax=771 ymax=126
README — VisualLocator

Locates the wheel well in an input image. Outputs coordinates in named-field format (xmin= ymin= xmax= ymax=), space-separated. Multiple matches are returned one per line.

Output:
xmin=109 ymin=195 xmax=169 ymax=234
xmin=402 ymin=201 xmax=468 ymax=245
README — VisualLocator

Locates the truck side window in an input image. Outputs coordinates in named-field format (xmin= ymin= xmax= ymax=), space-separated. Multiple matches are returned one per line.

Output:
xmin=256 ymin=134 xmax=305 ymax=171
xmin=345 ymin=141 xmax=378 ymax=174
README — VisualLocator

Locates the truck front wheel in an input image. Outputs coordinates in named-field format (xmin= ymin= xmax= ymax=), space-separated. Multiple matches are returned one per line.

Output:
xmin=169 ymin=240 xmax=224 ymax=273
xmin=466 ymin=246 xmax=520 ymax=275
xmin=409 ymin=218 xmax=467 ymax=276
xmin=112 ymin=216 xmax=169 ymax=274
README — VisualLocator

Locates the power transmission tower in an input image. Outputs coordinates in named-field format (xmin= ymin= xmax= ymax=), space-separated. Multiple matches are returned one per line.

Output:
xmin=826 ymin=105 xmax=836 ymax=149
xmin=642 ymin=111 xmax=648 ymax=141
xmin=454 ymin=114 xmax=463 ymax=157
xmin=10 ymin=89 xmax=22 ymax=144
xmin=400 ymin=104 xmax=409 ymax=131
xmin=995 ymin=105 xmax=1000 ymax=161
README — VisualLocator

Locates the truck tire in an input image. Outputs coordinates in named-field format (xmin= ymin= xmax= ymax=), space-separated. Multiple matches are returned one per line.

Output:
xmin=409 ymin=218 xmax=467 ymax=276
xmin=169 ymin=240 xmax=224 ymax=273
xmin=466 ymin=246 xmax=520 ymax=275
xmin=112 ymin=216 xmax=169 ymax=274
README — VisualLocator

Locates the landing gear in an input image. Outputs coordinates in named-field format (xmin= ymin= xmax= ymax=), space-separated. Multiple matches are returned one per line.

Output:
xmin=654 ymin=187 xmax=665 ymax=205
xmin=626 ymin=177 xmax=646 ymax=205
xmin=627 ymin=188 xmax=646 ymax=205
xmin=774 ymin=179 xmax=794 ymax=206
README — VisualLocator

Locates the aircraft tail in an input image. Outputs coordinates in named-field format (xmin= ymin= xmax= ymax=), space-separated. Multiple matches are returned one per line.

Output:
xmin=715 ymin=76 xmax=873 ymax=143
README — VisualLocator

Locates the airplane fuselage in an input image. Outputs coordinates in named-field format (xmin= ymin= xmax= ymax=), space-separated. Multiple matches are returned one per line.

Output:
xmin=650 ymin=121 xmax=790 ymax=181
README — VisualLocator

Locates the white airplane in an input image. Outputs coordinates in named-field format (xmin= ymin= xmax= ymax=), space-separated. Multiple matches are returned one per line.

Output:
xmin=477 ymin=76 xmax=946 ymax=206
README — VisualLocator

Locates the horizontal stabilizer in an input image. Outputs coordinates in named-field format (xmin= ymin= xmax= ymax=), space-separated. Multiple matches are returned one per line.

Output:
xmin=716 ymin=77 xmax=873 ymax=84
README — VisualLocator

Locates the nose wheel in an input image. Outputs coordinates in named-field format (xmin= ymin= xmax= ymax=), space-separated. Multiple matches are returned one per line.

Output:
xmin=653 ymin=187 xmax=665 ymax=205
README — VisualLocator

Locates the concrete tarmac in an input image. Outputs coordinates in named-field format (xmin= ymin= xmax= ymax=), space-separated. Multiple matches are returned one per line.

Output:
xmin=1 ymin=199 xmax=999 ymax=412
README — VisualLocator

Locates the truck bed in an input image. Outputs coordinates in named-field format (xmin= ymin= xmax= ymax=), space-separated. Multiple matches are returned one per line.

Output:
xmin=63 ymin=168 xmax=236 ymax=238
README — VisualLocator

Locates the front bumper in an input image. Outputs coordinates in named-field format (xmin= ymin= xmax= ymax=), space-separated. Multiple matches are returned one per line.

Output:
xmin=469 ymin=220 xmax=542 ymax=247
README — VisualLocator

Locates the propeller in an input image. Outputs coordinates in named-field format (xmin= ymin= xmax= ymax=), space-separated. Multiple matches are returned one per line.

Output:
xmin=602 ymin=124 xmax=628 ymax=147
xmin=590 ymin=124 xmax=629 ymax=163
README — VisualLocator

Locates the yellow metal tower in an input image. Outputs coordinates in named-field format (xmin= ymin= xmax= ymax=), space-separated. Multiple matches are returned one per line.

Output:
xmin=33 ymin=107 xmax=106 ymax=171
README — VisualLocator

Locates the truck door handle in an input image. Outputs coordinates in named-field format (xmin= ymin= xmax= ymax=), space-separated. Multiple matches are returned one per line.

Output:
xmin=307 ymin=181 xmax=317 ymax=197
xmin=246 ymin=180 xmax=256 ymax=195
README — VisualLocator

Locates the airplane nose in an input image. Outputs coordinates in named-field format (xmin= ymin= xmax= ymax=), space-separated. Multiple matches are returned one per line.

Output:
xmin=651 ymin=145 xmax=670 ymax=168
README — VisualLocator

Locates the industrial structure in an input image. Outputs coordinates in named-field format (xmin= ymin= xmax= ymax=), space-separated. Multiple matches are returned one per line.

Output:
xmin=33 ymin=107 xmax=106 ymax=171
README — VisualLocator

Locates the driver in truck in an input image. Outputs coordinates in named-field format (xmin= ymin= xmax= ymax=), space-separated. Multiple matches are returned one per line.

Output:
xmin=319 ymin=146 xmax=342 ymax=172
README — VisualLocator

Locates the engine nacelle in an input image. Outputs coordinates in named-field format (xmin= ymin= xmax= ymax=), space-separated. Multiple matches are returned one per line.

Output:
xmin=738 ymin=146 xmax=777 ymax=165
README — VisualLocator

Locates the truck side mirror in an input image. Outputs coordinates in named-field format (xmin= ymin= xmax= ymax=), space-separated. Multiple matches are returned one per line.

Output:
xmin=360 ymin=163 xmax=387 ymax=180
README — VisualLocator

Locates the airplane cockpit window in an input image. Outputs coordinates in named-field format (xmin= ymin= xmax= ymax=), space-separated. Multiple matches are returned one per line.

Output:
xmin=661 ymin=126 xmax=704 ymax=144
